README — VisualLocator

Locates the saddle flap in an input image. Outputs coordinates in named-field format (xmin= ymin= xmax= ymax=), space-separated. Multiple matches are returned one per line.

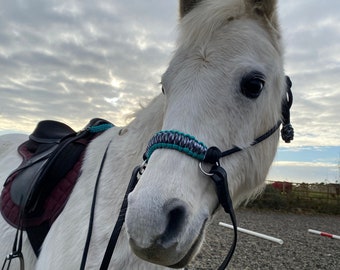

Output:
xmin=10 ymin=145 xmax=56 ymax=207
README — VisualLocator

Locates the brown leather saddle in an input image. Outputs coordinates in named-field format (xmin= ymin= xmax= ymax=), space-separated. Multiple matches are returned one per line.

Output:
xmin=0 ymin=118 xmax=113 ymax=255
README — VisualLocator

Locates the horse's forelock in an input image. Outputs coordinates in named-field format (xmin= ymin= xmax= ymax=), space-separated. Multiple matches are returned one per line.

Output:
xmin=178 ymin=0 xmax=281 ymax=52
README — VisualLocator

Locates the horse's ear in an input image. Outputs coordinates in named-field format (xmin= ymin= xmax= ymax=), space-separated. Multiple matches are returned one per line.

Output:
xmin=244 ymin=0 xmax=279 ymax=29
xmin=179 ymin=0 xmax=202 ymax=18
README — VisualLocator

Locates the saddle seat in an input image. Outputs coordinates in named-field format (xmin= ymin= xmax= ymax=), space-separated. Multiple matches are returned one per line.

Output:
xmin=29 ymin=120 xmax=76 ymax=143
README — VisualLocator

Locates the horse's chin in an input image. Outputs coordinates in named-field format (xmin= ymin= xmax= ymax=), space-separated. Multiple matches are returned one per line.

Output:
xmin=130 ymin=220 xmax=206 ymax=268
xmin=168 ymin=229 xmax=205 ymax=268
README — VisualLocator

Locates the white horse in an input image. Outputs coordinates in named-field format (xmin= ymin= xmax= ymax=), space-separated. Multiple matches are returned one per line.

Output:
xmin=0 ymin=0 xmax=291 ymax=269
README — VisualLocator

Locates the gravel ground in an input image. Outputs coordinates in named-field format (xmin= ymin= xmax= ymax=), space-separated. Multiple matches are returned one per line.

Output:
xmin=187 ymin=208 xmax=340 ymax=270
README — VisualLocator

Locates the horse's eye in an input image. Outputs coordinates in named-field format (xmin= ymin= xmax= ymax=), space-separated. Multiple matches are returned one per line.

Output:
xmin=161 ymin=86 xmax=165 ymax=95
xmin=240 ymin=72 xmax=265 ymax=99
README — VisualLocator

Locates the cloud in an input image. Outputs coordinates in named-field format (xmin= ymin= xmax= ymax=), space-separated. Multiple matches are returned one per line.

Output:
xmin=278 ymin=0 xmax=340 ymax=146
xmin=272 ymin=160 xmax=335 ymax=169
xmin=268 ymin=145 xmax=340 ymax=183
xmin=0 ymin=0 xmax=177 ymax=132
xmin=0 ymin=0 xmax=339 ymax=151
xmin=268 ymin=160 xmax=338 ymax=183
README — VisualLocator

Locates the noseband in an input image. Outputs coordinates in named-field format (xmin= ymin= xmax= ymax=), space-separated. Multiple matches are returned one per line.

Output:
xmin=99 ymin=77 xmax=294 ymax=269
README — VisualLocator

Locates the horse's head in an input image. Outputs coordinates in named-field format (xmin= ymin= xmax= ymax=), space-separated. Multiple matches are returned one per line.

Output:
xmin=126 ymin=0 xmax=289 ymax=267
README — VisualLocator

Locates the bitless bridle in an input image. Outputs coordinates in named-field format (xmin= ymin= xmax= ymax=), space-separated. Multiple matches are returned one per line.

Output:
xmin=86 ymin=77 xmax=294 ymax=270
xmin=140 ymin=77 xmax=294 ymax=269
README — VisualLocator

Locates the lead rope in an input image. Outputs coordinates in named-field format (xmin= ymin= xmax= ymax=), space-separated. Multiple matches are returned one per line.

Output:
xmin=99 ymin=166 xmax=141 ymax=270
xmin=80 ymin=140 xmax=112 ymax=270
xmin=78 ymin=123 xmax=114 ymax=270
xmin=209 ymin=165 xmax=237 ymax=270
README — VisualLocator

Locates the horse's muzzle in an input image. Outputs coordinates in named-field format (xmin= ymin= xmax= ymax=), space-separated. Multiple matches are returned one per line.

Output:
xmin=126 ymin=197 xmax=207 ymax=267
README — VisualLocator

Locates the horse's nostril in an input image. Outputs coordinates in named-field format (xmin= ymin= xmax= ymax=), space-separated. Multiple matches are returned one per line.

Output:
xmin=166 ymin=206 xmax=186 ymax=237
xmin=160 ymin=200 xmax=188 ymax=247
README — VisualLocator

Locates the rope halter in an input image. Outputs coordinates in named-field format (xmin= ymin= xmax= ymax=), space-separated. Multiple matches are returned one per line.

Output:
xmin=140 ymin=76 xmax=294 ymax=270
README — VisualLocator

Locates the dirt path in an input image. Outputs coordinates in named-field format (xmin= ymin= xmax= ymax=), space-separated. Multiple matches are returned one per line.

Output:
xmin=187 ymin=208 xmax=340 ymax=270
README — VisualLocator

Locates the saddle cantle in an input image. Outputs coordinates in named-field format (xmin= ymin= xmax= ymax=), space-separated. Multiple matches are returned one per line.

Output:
xmin=0 ymin=118 xmax=113 ymax=255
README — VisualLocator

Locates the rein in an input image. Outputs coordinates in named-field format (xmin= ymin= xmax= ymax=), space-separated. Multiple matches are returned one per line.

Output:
xmin=80 ymin=140 xmax=112 ymax=270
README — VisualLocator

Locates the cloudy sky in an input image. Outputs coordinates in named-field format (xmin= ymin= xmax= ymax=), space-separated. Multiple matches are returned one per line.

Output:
xmin=0 ymin=0 xmax=339 ymax=183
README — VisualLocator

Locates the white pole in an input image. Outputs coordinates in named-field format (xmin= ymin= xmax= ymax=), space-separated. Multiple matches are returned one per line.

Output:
xmin=308 ymin=229 xmax=340 ymax=240
xmin=218 ymin=222 xmax=284 ymax=245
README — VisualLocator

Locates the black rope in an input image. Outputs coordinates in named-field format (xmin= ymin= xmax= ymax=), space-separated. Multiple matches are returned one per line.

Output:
xmin=99 ymin=166 xmax=140 ymax=270
xmin=201 ymin=115 xmax=288 ymax=269
xmin=218 ymin=209 xmax=237 ymax=270
xmin=209 ymin=165 xmax=237 ymax=270
xmin=204 ymin=121 xmax=281 ymax=165
xmin=281 ymin=76 xmax=294 ymax=143
xmin=282 ymin=76 xmax=293 ymax=126
xmin=80 ymin=140 xmax=112 ymax=270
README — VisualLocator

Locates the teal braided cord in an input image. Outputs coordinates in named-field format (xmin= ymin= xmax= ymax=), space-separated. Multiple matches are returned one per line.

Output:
xmin=147 ymin=143 xmax=205 ymax=161
xmin=145 ymin=130 xmax=207 ymax=161
xmin=88 ymin=123 xmax=114 ymax=133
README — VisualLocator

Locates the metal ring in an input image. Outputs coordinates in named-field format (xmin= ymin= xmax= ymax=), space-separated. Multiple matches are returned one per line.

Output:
xmin=138 ymin=160 xmax=147 ymax=175
xmin=199 ymin=162 xmax=214 ymax=176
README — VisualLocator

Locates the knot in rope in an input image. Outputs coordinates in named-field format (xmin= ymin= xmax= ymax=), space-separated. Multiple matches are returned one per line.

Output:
xmin=281 ymin=123 xmax=294 ymax=143
xmin=280 ymin=76 xmax=294 ymax=143
xmin=204 ymin=147 xmax=222 ymax=164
